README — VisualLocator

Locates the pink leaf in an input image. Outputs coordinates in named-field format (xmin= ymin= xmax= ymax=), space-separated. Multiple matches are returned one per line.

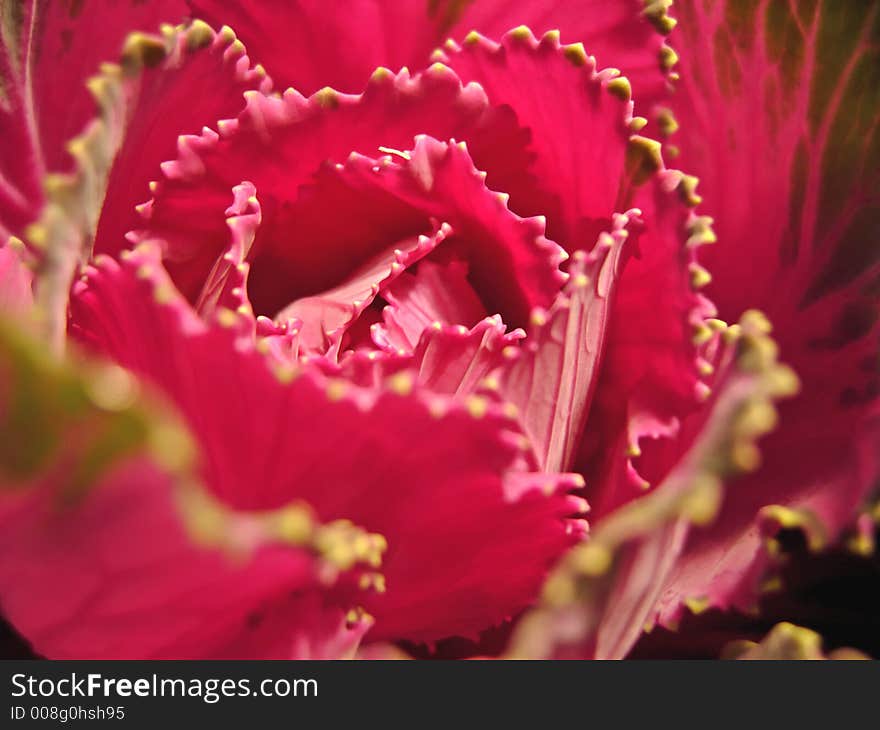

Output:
xmin=0 ymin=0 xmax=189 ymax=240
xmin=186 ymin=0 xmax=461 ymax=95
xmin=0 ymin=459 xmax=334 ymax=659
xmin=508 ymin=314 xmax=798 ymax=659
xmin=94 ymin=23 xmax=272 ymax=260
xmin=499 ymin=212 xmax=633 ymax=473
xmin=136 ymin=64 xmax=491 ymax=308
xmin=441 ymin=28 xmax=636 ymax=252
xmin=449 ymin=1 xmax=676 ymax=111
xmin=70 ymin=244 xmax=586 ymax=644
xmin=579 ymin=170 xmax=717 ymax=518
xmin=375 ymin=255 xmax=491 ymax=354
xmin=653 ymin=0 xmax=880 ymax=615
xmin=143 ymin=128 xmax=566 ymax=352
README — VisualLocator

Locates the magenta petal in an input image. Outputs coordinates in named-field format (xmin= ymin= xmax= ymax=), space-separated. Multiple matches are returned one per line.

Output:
xmin=23 ymin=21 xmax=267 ymax=350
xmin=276 ymin=226 xmax=444 ymax=356
xmin=308 ymin=137 xmax=566 ymax=330
xmin=338 ymin=317 xmax=523 ymax=400
xmin=652 ymin=383 xmax=880 ymax=627
xmin=508 ymin=315 xmax=798 ymax=659
xmin=376 ymin=255 xmax=491 ymax=354
xmin=365 ymin=465 xmax=587 ymax=643
xmin=207 ymin=594 xmax=372 ymax=660
xmin=668 ymin=1 xmax=879 ymax=324
xmin=500 ymin=212 xmax=633 ymax=473
xmin=69 ymin=245 xmax=585 ymax=643
xmin=0 ymin=323 xmax=361 ymax=659
xmin=442 ymin=28 xmax=636 ymax=251
xmin=94 ymin=23 xmax=271 ymax=260
xmin=0 ymin=1 xmax=189 ymax=239
xmin=137 ymin=65 xmax=491 ymax=306
xmin=320 ymin=313 xmax=523 ymax=402
xmin=658 ymin=0 xmax=880 ymax=606
xmin=0 ymin=459 xmax=332 ymax=659
xmin=186 ymin=0 xmax=457 ymax=95
xmin=411 ymin=317 xmax=524 ymax=398
xmin=147 ymin=128 xmax=566 ymax=339
xmin=579 ymin=170 xmax=716 ymax=518
xmin=193 ymin=181 xmax=261 ymax=332
xmin=448 ymin=2 xmax=676 ymax=110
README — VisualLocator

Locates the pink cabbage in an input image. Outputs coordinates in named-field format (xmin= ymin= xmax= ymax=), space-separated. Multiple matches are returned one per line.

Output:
xmin=0 ymin=0 xmax=875 ymax=659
